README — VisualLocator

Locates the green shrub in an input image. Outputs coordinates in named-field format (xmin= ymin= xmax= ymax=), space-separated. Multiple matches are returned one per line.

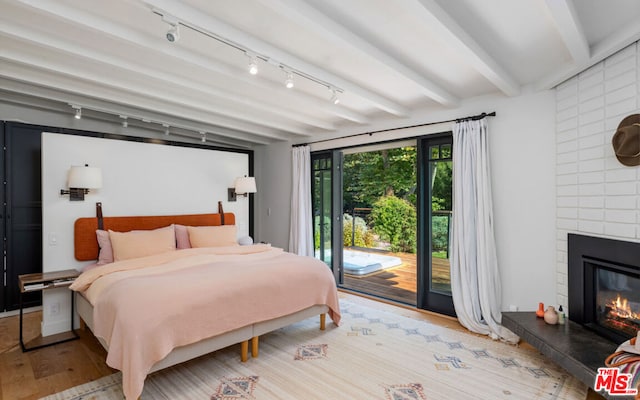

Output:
xmin=343 ymin=214 xmax=374 ymax=247
xmin=371 ymin=196 xmax=416 ymax=253
xmin=431 ymin=214 xmax=450 ymax=253
xmin=314 ymin=215 xmax=331 ymax=250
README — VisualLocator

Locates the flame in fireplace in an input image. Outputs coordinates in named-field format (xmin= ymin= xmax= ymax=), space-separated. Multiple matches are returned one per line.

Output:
xmin=608 ymin=294 xmax=638 ymax=320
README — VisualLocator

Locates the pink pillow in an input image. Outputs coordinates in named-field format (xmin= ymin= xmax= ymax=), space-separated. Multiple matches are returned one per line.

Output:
xmin=187 ymin=225 xmax=238 ymax=248
xmin=109 ymin=225 xmax=176 ymax=261
xmin=96 ymin=229 xmax=114 ymax=265
xmin=175 ymin=224 xmax=191 ymax=249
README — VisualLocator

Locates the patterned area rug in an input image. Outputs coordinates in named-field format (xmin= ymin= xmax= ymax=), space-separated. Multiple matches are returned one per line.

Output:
xmin=41 ymin=300 xmax=587 ymax=400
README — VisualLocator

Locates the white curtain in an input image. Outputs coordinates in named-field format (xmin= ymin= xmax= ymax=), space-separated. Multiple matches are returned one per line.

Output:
xmin=450 ymin=118 xmax=519 ymax=344
xmin=289 ymin=145 xmax=314 ymax=256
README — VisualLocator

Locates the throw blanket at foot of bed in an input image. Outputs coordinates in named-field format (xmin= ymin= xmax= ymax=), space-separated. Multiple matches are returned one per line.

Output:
xmin=70 ymin=245 xmax=341 ymax=400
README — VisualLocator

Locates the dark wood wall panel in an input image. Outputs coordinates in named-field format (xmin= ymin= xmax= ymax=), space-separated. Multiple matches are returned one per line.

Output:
xmin=4 ymin=123 xmax=43 ymax=310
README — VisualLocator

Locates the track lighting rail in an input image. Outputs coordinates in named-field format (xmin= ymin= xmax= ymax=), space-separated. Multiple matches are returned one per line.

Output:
xmin=152 ymin=9 xmax=343 ymax=100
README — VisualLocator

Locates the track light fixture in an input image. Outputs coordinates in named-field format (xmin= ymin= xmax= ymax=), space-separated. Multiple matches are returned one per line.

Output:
xmin=330 ymin=88 xmax=340 ymax=105
xmin=162 ymin=13 xmax=180 ymax=43
xmin=70 ymin=104 xmax=82 ymax=119
xmin=200 ymin=131 xmax=206 ymax=143
xmin=248 ymin=61 xmax=258 ymax=75
xmin=285 ymin=71 xmax=294 ymax=89
xmin=246 ymin=53 xmax=258 ymax=75
xmin=166 ymin=24 xmax=180 ymax=42
xmin=120 ymin=115 xmax=128 ymax=128
xmin=163 ymin=123 xmax=170 ymax=135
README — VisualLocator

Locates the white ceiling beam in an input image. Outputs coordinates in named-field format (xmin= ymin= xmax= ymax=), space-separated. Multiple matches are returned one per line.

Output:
xmin=0 ymin=79 xmax=272 ymax=147
xmin=0 ymin=45 xmax=308 ymax=139
xmin=537 ymin=22 xmax=640 ymax=89
xmin=11 ymin=0 xmax=370 ymax=126
xmin=409 ymin=0 xmax=520 ymax=97
xmin=544 ymin=0 xmax=590 ymax=64
xmin=141 ymin=0 xmax=410 ymax=117
xmin=0 ymin=88 xmax=259 ymax=148
xmin=253 ymin=0 xmax=458 ymax=107
xmin=0 ymin=61 xmax=291 ymax=143
xmin=0 ymin=19 xmax=335 ymax=132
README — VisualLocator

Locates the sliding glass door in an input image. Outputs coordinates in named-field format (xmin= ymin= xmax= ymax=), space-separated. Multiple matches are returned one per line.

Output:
xmin=311 ymin=134 xmax=455 ymax=316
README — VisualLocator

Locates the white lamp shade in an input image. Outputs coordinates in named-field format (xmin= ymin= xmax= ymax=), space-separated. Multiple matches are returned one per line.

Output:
xmin=234 ymin=176 xmax=256 ymax=194
xmin=68 ymin=166 xmax=102 ymax=189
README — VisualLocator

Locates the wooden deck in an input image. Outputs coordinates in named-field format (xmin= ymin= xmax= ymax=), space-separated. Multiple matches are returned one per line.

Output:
xmin=341 ymin=250 xmax=451 ymax=306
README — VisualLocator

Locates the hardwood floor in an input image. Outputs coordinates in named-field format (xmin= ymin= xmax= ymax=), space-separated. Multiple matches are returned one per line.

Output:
xmin=0 ymin=309 xmax=114 ymax=400
xmin=0 ymin=294 xmax=602 ymax=400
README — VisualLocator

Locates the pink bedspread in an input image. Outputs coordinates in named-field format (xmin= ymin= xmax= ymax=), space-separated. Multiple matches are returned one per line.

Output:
xmin=70 ymin=245 xmax=340 ymax=400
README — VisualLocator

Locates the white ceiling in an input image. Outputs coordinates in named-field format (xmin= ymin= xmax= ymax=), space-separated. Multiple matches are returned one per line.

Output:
xmin=1 ymin=0 xmax=640 ymax=148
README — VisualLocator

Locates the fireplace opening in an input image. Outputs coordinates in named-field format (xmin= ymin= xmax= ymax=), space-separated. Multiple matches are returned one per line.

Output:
xmin=594 ymin=265 xmax=640 ymax=340
xmin=568 ymin=234 xmax=640 ymax=345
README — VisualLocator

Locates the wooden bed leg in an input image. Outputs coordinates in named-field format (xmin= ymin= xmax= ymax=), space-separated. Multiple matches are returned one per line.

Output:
xmin=79 ymin=318 xmax=86 ymax=331
xmin=240 ymin=340 xmax=248 ymax=362
xmin=251 ymin=336 xmax=259 ymax=358
xmin=320 ymin=313 xmax=326 ymax=331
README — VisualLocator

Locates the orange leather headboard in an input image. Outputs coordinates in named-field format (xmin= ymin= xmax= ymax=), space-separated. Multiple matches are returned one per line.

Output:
xmin=74 ymin=212 xmax=236 ymax=261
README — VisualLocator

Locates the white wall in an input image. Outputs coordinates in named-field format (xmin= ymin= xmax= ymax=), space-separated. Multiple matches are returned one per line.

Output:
xmin=255 ymin=86 xmax=557 ymax=313
xmin=489 ymin=89 xmax=556 ymax=312
xmin=555 ymin=41 xmax=640 ymax=311
xmin=254 ymin=141 xmax=293 ymax=250
xmin=41 ymin=133 xmax=250 ymax=335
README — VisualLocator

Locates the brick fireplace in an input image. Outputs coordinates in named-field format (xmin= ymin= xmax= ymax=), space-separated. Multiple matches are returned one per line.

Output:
xmin=555 ymin=41 xmax=640 ymax=312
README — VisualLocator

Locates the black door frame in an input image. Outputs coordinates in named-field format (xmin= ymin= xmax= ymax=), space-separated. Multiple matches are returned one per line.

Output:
xmin=417 ymin=132 xmax=455 ymax=316
xmin=0 ymin=122 xmax=4 ymax=312
xmin=311 ymin=151 xmax=343 ymax=284
xmin=311 ymin=151 xmax=332 ymax=266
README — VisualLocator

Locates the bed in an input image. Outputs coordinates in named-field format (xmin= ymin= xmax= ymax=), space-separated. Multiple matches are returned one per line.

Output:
xmin=70 ymin=204 xmax=341 ymax=400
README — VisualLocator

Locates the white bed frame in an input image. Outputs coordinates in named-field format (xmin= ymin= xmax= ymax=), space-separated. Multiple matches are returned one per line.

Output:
xmin=75 ymin=292 xmax=328 ymax=373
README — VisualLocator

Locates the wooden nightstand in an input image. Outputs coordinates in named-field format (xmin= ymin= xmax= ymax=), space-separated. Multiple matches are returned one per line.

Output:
xmin=18 ymin=269 xmax=80 ymax=352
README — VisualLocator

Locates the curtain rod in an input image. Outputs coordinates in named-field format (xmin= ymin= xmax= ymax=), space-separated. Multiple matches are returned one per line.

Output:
xmin=293 ymin=111 xmax=496 ymax=147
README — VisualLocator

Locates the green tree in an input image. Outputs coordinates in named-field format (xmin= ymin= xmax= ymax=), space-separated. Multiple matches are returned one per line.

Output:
xmin=431 ymin=161 xmax=452 ymax=211
xmin=343 ymin=147 xmax=417 ymax=213
xmin=371 ymin=195 xmax=417 ymax=253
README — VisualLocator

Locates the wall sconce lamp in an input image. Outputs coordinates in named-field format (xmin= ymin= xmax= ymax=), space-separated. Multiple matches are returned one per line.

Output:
xmin=60 ymin=164 xmax=103 ymax=201
xmin=228 ymin=176 xmax=257 ymax=202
